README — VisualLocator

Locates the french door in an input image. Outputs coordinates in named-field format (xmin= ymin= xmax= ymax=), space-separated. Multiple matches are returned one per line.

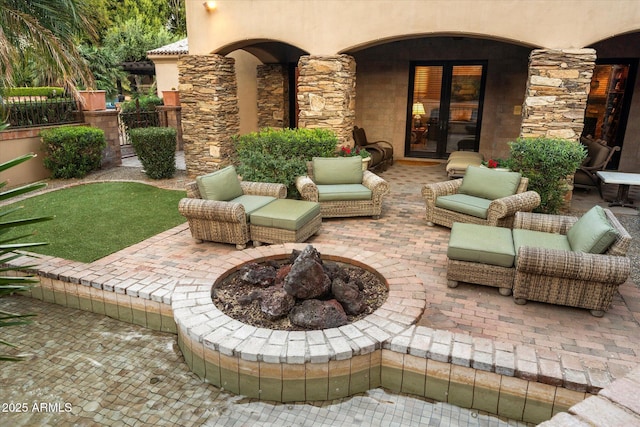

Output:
xmin=406 ymin=61 xmax=487 ymax=158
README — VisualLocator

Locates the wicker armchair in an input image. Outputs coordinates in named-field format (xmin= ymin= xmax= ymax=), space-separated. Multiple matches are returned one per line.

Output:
xmin=422 ymin=174 xmax=541 ymax=228
xmin=178 ymin=180 xmax=286 ymax=249
xmin=295 ymin=160 xmax=390 ymax=219
xmin=512 ymin=210 xmax=631 ymax=317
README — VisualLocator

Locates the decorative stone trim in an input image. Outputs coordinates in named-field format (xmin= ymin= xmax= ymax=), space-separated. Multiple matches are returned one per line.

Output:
xmin=520 ymin=49 xmax=597 ymax=140
xmin=178 ymin=54 xmax=240 ymax=178
xmin=297 ymin=55 xmax=356 ymax=146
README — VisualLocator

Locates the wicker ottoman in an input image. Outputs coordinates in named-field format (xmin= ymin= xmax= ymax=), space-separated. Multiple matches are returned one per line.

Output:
xmin=249 ymin=199 xmax=322 ymax=246
xmin=446 ymin=222 xmax=515 ymax=296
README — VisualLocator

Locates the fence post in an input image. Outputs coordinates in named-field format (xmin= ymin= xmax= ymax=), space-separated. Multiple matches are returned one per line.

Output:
xmin=82 ymin=110 xmax=122 ymax=168
xmin=156 ymin=105 xmax=183 ymax=150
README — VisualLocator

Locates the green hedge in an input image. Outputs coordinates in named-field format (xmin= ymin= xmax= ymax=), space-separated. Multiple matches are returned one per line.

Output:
xmin=40 ymin=126 xmax=106 ymax=178
xmin=129 ymin=127 xmax=176 ymax=179
xmin=509 ymin=137 xmax=587 ymax=214
xmin=234 ymin=128 xmax=339 ymax=197
xmin=120 ymin=95 xmax=163 ymax=113
xmin=5 ymin=87 xmax=65 ymax=98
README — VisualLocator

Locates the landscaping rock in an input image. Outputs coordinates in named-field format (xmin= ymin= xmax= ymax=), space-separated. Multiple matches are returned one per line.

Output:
xmin=284 ymin=255 xmax=330 ymax=300
xmin=240 ymin=263 xmax=276 ymax=287
xmin=332 ymin=278 xmax=365 ymax=315
xmin=289 ymin=299 xmax=349 ymax=329
xmin=259 ymin=286 xmax=296 ymax=320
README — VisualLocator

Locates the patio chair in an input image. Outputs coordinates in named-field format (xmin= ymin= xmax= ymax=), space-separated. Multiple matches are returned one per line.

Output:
xmin=178 ymin=165 xmax=287 ymax=249
xmin=512 ymin=207 xmax=631 ymax=317
xmin=295 ymin=156 xmax=390 ymax=219
xmin=422 ymin=165 xmax=541 ymax=228
xmin=352 ymin=126 xmax=394 ymax=171
xmin=574 ymin=135 xmax=620 ymax=196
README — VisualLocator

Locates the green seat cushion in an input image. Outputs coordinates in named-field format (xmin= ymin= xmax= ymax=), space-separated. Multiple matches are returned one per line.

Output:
xmin=435 ymin=194 xmax=492 ymax=219
xmin=230 ymin=195 xmax=277 ymax=220
xmin=317 ymin=184 xmax=372 ymax=202
xmin=312 ymin=157 xmax=363 ymax=185
xmin=448 ymin=223 xmax=515 ymax=268
xmin=250 ymin=200 xmax=321 ymax=231
xmin=567 ymin=205 xmax=619 ymax=253
xmin=458 ymin=166 xmax=522 ymax=200
xmin=196 ymin=166 xmax=243 ymax=201
xmin=512 ymin=229 xmax=572 ymax=264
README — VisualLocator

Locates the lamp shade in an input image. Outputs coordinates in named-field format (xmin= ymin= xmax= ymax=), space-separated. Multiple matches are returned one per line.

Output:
xmin=412 ymin=102 xmax=426 ymax=116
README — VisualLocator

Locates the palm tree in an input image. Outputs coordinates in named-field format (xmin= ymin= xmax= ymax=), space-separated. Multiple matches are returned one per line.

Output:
xmin=0 ymin=0 xmax=96 ymax=91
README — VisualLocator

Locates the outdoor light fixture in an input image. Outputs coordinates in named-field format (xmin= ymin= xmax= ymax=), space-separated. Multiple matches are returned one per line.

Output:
xmin=412 ymin=102 xmax=425 ymax=128
xmin=203 ymin=1 xmax=217 ymax=11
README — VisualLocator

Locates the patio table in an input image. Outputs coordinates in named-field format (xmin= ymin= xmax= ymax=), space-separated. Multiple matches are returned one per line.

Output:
xmin=596 ymin=171 xmax=640 ymax=208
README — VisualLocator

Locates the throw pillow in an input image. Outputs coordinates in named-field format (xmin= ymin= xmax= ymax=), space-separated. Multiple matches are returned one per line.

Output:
xmin=458 ymin=166 xmax=522 ymax=200
xmin=196 ymin=165 xmax=243 ymax=201
xmin=567 ymin=205 xmax=619 ymax=253
xmin=312 ymin=157 xmax=363 ymax=185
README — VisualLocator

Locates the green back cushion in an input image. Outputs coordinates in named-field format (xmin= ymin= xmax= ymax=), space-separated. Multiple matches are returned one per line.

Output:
xmin=312 ymin=157 xmax=363 ymax=185
xmin=196 ymin=165 xmax=243 ymax=201
xmin=458 ymin=166 xmax=522 ymax=200
xmin=567 ymin=205 xmax=619 ymax=253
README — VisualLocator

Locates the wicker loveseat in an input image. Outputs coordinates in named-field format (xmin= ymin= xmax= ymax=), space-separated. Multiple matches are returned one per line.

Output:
xmin=178 ymin=165 xmax=286 ymax=249
xmin=295 ymin=157 xmax=390 ymax=219
xmin=512 ymin=208 xmax=631 ymax=317
xmin=422 ymin=165 xmax=541 ymax=228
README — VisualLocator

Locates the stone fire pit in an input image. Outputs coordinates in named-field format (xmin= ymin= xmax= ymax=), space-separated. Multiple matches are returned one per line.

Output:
xmin=172 ymin=243 xmax=426 ymax=402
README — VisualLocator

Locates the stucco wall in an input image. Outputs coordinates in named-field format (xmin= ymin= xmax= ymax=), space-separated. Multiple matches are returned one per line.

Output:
xmin=352 ymin=38 xmax=530 ymax=160
xmin=187 ymin=0 xmax=640 ymax=55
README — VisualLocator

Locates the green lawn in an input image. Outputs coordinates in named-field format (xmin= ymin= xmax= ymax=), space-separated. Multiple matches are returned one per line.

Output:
xmin=2 ymin=182 xmax=186 ymax=263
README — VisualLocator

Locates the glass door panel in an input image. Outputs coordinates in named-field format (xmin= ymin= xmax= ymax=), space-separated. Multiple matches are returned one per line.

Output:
xmin=407 ymin=62 xmax=485 ymax=158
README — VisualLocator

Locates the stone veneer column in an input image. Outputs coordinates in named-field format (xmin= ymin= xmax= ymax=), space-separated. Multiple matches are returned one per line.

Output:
xmin=297 ymin=55 xmax=356 ymax=146
xmin=521 ymin=49 xmax=597 ymax=140
xmin=82 ymin=110 xmax=121 ymax=168
xmin=178 ymin=55 xmax=239 ymax=178
xmin=256 ymin=64 xmax=289 ymax=129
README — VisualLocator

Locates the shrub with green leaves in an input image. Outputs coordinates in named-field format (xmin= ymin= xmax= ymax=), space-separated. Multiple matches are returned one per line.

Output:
xmin=40 ymin=126 xmax=106 ymax=179
xmin=234 ymin=128 xmax=339 ymax=197
xmin=120 ymin=95 xmax=163 ymax=113
xmin=5 ymin=87 xmax=65 ymax=98
xmin=509 ymin=137 xmax=587 ymax=214
xmin=129 ymin=127 xmax=176 ymax=179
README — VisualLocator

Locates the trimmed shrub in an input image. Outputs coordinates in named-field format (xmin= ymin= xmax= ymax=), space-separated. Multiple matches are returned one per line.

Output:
xmin=509 ymin=137 xmax=587 ymax=214
xmin=120 ymin=95 xmax=163 ymax=113
xmin=6 ymin=87 xmax=65 ymax=98
xmin=129 ymin=127 xmax=176 ymax=179
xmin=40 ymin=126 xmax=106 ymax=178
xmin=234 ymin=128 xmax=339 ymax=198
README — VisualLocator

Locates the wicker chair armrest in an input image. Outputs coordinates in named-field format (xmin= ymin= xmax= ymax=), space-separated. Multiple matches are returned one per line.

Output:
xmin=513 ymin=211 xmax=578 ymax=234
xmin=487 ymin=191 xmax=541 ymax=220
xmin=295 ymin=175 xmax=319 ymax=202
xmin=178 ymin=198 xmax=246 ymax=223
xmin=362 ymin=171 xmax=390 ymax=196
xmin=185 ymin=181 xmax=200 ymax=199
xmin=421 ymin=179 xmax=463 ymax=202
xmin=516 ymin=246 xmax=630 ymax=284
xmin=240 ymin=181 xmax=287 ymax=198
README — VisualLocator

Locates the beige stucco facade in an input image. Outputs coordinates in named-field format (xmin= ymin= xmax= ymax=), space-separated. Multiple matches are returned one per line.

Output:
xmin=163 ymin=0 xmax=640 ymax=172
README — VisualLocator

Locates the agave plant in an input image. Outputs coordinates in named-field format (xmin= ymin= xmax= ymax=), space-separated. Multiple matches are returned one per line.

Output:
xmin=0 ymin=149 xmax=54 ymax=361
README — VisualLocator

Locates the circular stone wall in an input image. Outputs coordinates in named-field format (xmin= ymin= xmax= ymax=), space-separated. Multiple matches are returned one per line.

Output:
xmin=172 ymin=243 xmax=426 ymax=401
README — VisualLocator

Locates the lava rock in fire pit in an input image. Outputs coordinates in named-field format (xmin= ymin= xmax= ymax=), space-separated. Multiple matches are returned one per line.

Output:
xmin=332 ymin=278 xmax=365 ymax=315
xmin=240 ymin=263 xmax=276 ymax=287
xmin=259 ymin=286 xmax=296 ymax=320
xmin=284 ymin=247 xmax=331 ymax=299
xmin=289 ymin=299 xmax=349 ymax=329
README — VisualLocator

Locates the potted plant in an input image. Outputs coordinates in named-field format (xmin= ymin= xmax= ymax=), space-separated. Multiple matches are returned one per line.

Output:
xmin=77 ymin=89 xmax=106 ymax=111
xmin=338 ymin=145 xmax=371 ymax=170
xmin=162 ymin=88 xmax=180 ymax=106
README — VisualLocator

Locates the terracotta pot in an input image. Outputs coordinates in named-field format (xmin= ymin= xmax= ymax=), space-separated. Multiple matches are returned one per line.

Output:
xmin=78 ymin=90 xmax=106 ymax=111
xmin=162 ymin=90 xmax=180 ymax=106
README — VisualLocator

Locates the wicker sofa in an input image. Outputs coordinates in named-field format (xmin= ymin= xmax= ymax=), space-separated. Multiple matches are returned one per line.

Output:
xmin=178 ymin=166 xmax=287 ymax=249
xmin=422 ymin=165 xmax=541 ymax=228
xmin=295 ymin=157 xmax=390 ymax=219
xmin=512 ymin=208 xmax=631 ymax=317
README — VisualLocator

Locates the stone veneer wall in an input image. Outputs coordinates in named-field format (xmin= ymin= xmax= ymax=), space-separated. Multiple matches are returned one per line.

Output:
xmin=257 ymin=64 xmax=289 ymax=129
xmin=297 ymin=55 xmax=356 ymax=146
xmin=178 ymin=55 xmax=239 ymax=178
xmin=520 ymin=49 xmax=597 ymax=140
